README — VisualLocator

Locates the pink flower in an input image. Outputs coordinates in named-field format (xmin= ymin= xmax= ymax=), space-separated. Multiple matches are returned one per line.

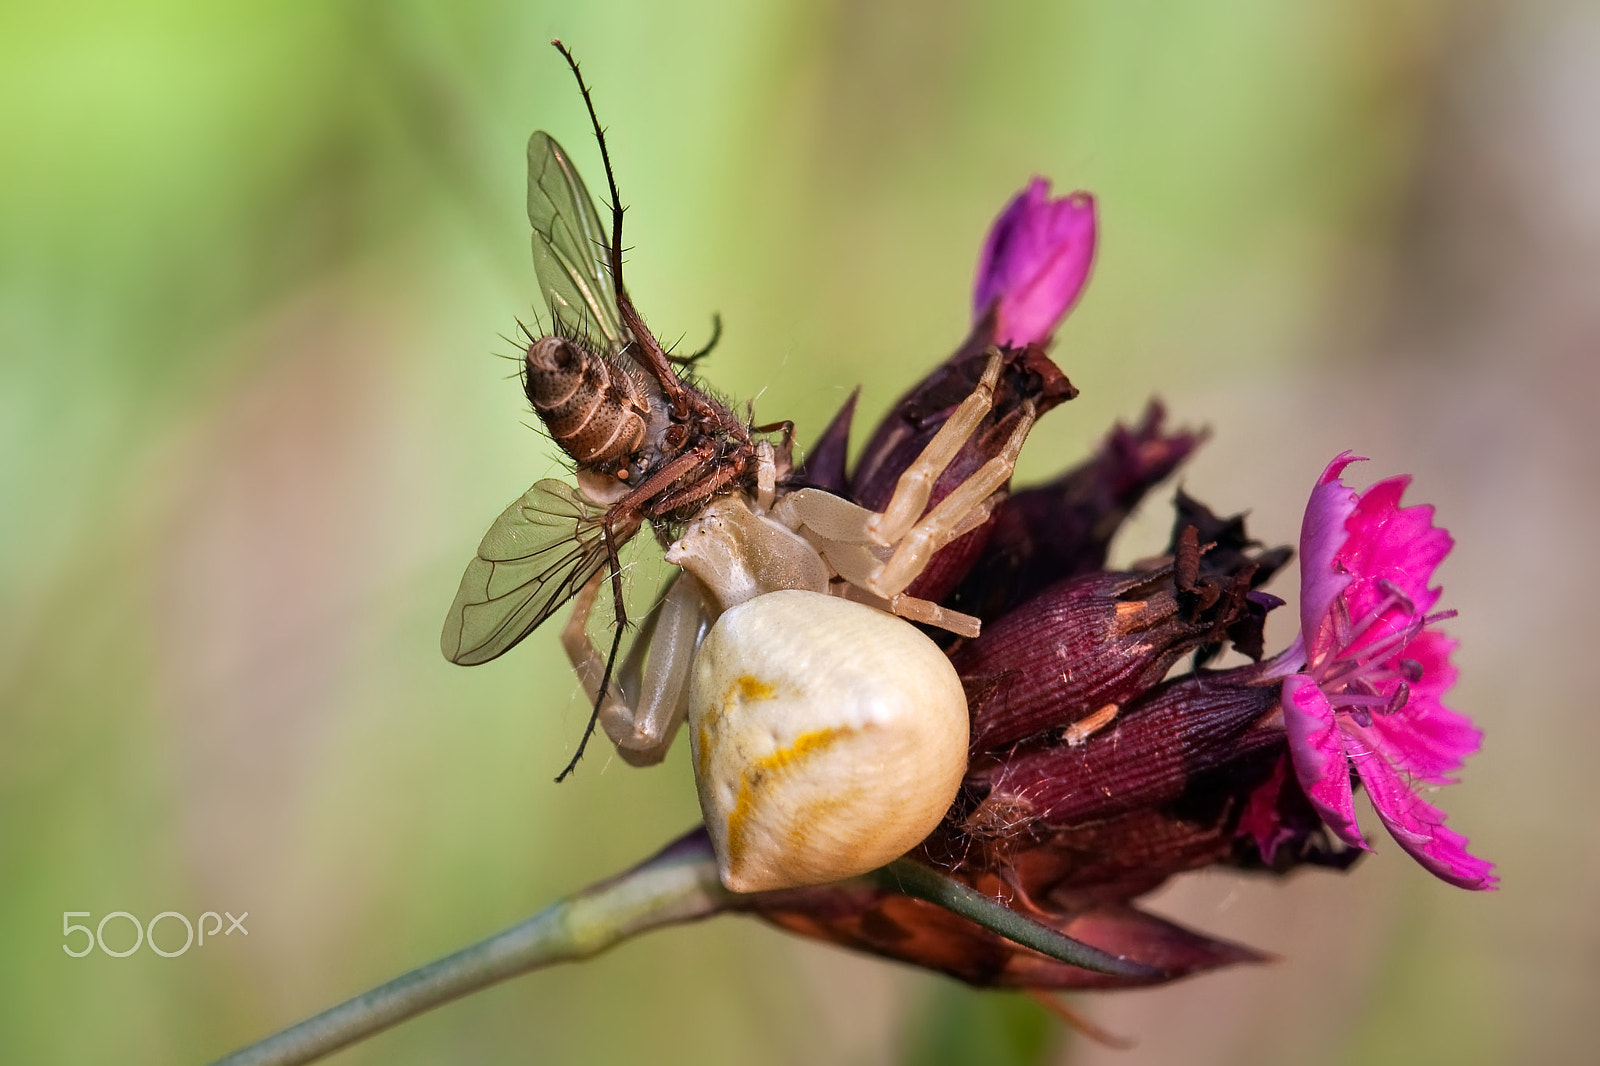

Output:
xmin=1273 ymin=454 xmax=1496 ymax=890
xmin=973 ymin=178 xmax=1096 ymax=346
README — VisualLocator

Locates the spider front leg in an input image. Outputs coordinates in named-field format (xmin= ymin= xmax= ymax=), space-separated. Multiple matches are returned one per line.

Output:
xmin=865 ymin=348 xmax=1006 ymax=547
xmin=772 ymin=486 xmax=990 ymax=638
xmin=774 ymin=347 xmax=1038 ymax=632
xmin=832 ymin=581 xmax=986 ymax=640
xmin=869 ymin=394 xmax=1037 ymax=597
xmin=561 ymin=569 xmax=709 ymax=766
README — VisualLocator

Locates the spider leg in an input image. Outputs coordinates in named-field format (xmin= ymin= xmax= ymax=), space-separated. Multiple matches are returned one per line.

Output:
xmin=866 ymin=348 xmax=1004 ymax=547
xmin=870 ymin=398 xmax=1036 ymax=597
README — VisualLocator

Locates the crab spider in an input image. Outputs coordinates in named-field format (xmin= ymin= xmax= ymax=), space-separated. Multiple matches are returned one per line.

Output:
xmin=558 ymin=351 xmax=1041 ymax=890
xmin=561 ymin=349 xmax=1035 ymax=764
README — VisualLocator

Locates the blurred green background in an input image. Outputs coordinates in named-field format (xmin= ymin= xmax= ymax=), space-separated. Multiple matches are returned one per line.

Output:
xmin=4 ymin=1 xmax=1596 ymax=1063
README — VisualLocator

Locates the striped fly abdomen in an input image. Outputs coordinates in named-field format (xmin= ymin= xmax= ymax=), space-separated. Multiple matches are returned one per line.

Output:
xmin=525 ymin=336 xmax=650 ymax=466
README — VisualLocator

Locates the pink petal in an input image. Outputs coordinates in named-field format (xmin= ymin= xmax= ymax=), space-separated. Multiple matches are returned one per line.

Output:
xmin=1349 ymin=734 xmax=1498 ymax=890
xmin=1365 ymin=704 xmax=1481 ymax=785
xmin=1297 ymin=454 xmax=1363 ymax=660
xmin=1282 ymin=674 xmax=1368 ymax=851
xmin=1338 ymin=476 xmax=1453 ymax=657
xmin=973 ymin=178 xmax=1097 ymax=347
xmin=1398 ymin=627 xmax=1459 ymax=709
xmin=1363 ymin=631 xmax=1481 ymax=784
xmin=1239 ymin=755 xmax=1294 ymax=864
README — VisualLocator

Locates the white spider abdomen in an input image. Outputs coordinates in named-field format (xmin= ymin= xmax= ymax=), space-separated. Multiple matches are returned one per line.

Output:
xmin=687 ymin=589 xmax=970 ymax=893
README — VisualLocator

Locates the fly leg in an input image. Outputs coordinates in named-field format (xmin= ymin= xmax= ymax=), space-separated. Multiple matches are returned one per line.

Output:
xmin=555 ymin=519 xmax=632 ymax=782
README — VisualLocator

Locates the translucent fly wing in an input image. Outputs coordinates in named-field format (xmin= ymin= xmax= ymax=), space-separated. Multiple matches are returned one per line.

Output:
xmin=527 ymin=131 xmax=626 ymax=350
xmin=441 ymin=479 xmax=610 ymax=665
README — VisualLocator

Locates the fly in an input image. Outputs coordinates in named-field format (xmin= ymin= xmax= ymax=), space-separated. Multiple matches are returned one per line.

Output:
xmin=441 ymin=41 xmax=767 ymax=781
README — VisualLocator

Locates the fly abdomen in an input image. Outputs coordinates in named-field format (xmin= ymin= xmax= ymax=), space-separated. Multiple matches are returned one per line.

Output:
xmin=525 ymin=336 xmax=650 ymax=465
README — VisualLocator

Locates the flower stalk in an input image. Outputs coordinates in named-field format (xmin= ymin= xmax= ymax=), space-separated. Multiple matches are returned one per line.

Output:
xmin=205 ymin=835 xmax=726 ymax=1066
xmin=205 ymin=834 xmax=1149 ymax=1066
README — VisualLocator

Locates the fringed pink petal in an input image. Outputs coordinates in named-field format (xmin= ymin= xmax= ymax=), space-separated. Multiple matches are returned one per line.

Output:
xmin=1282 ymin=674 xmax=1368 ymax=851
xmin=1350 ymin=735 xmax=1498 ymax=890
xmin=1297 ymin=454 xmax=1363 ymax=659
xmin=1338 ymin=475 xmax=1453 ymax=658
xmin=1363 ymin=632 xmax=1480 ymax=784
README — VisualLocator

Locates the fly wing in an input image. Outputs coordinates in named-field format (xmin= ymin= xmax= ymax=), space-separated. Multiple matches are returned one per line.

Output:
xmin=527 ymin=131 xmax=626 ymax=350
xmin=441 ymin=479 xmax=610 ymax=665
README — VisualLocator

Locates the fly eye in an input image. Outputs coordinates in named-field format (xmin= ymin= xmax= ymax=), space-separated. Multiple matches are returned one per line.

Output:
xmin=616 ymin=468 xmax=630 ymax=481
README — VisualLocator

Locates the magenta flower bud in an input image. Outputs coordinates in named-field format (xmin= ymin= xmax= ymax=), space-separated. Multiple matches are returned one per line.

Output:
xmin=973 ymin=178 xmax=1097 ymax=347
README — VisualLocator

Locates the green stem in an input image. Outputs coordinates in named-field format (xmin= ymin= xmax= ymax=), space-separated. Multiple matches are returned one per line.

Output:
xmin=205 ymin=840 xmax=1155 ymax=1066
xmin=205 ymin=838 xmax=730 ymax=1066
xmin=873 ymin=859 xmax=1159 ymax=980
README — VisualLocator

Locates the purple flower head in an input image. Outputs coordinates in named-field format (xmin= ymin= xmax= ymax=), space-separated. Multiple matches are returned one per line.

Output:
xmin=1273 ymin=454 xmax=1496 ymax=890
xmin=973 ymin=178 xmax=1097 ymax=346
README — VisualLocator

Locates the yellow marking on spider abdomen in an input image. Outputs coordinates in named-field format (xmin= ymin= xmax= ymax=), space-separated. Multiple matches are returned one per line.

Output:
xmin=725 ymin=726 xmax=850 ymax=872
xmin=731 ymin=675 xmax=776 ymax=702
xmin=698 ymin=675 xmax=779 ymax=783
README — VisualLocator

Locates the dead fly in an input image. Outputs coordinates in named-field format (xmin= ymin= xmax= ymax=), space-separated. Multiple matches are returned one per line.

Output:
xmin=440 ymin=42 xmax=762 ymax=779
